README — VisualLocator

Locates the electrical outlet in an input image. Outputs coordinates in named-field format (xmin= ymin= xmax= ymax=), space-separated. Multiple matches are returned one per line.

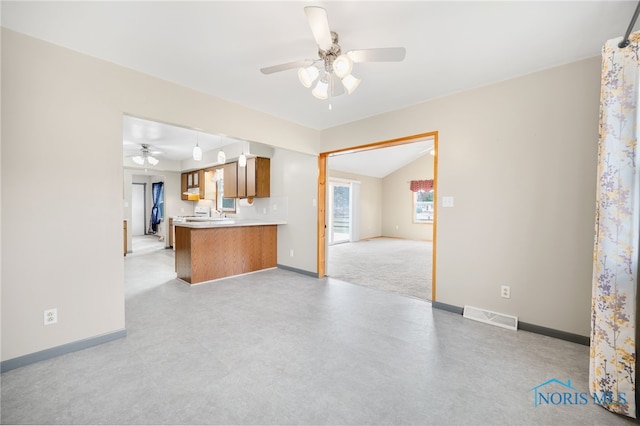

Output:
xmin=44 ymin=308 xmax=57 ymax=325
xmin=501 ymin=286 xmax=511 ymax=299
xmin=290 ymin=249 xmax=294 ymax=257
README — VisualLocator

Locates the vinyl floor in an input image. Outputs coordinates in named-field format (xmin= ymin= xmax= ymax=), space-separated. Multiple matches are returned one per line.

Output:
xmin=0 ymin=248 xmax=634 ymax=425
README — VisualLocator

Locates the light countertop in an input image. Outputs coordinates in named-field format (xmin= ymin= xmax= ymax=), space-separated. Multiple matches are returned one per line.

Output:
xmin=174 ymin=219 xmax=286 ymax=228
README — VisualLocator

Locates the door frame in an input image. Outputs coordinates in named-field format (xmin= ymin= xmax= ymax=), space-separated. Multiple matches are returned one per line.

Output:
xmin=317 ymin=131 xmax=439 ymax=301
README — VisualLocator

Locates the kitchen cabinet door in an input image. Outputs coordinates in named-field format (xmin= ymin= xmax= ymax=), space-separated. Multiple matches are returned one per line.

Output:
xmin=195 ymin=170 xmax=204 ymax=198
xmin=246 ymin=157 xmax=270 ymax=198
xmin=223 ymin=162 xmax=238 ymax=198
xmin=237 ymin=162 xmax=247 ymax=198
xmin=181 ymin=173 xmax=188 ymax=200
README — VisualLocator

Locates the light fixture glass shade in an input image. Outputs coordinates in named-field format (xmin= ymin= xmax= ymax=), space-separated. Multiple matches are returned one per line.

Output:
xmin=147 ymin=156 xmax=159 ymax=166
xmin=298 ymin=66 xmax=319 ymax=88
xmin=217 ymin=150 xmax=226 ymax=164
xmin=239 ymin=153 xmax=247 ymax=168
xmin=341 ymin=74 xmax=361 ymax=94
xmin=312 ymin=77 xmax=329 ymax=100
xmin=132 ymin=156 xmax=144 ymax=165
xmin=333 ymin=54 xmax=353 ymax=79
xmin=193 ymin=144 xmax=202 ymax=161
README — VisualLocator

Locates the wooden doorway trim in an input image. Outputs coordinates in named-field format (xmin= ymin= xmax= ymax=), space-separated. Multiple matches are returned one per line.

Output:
xmin=317 ymin=131 xmax=439 ymax=301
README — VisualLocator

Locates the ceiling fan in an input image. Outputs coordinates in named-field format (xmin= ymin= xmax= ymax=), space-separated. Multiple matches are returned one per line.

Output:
xmin=260 ymin=6 xmax=406 ymax=100
xmin=128 ymin=144 xmax=162 ymax=166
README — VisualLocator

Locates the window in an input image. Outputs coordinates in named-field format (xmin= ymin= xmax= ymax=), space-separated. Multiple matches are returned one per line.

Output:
xmin=414 ymin=189 xmax=434 ymax=223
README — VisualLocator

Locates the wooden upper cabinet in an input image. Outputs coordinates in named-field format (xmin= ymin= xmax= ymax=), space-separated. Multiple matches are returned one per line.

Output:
xmin=221 ymin=157 xmax=270 ymax=200
xmin=181 ymin=173 xmax=189 ymax=200
xmin=237 ymin=162 xmax=247 ymax=198
xmin=195 ymin=170 xmax=204 ymax=198
xmin=223 ymin=162 xmax=238 ymax=198
xmin=181 ymin=170 xmax=205 ymax=200
xmin=246 ymin=157 xmax=270 ymax=198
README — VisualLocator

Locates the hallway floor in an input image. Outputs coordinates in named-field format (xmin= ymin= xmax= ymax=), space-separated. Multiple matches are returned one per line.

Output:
xmin=0 ymin=250 xmax=634 ymax=425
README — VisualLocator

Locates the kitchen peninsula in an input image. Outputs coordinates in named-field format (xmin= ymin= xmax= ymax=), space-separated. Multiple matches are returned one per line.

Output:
xmin=174 ymin=219 xmax=286 ymax=285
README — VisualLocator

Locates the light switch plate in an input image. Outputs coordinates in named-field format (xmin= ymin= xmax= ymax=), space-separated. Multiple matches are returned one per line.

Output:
xmin=442 ymin=196 xmax=454 ymax=208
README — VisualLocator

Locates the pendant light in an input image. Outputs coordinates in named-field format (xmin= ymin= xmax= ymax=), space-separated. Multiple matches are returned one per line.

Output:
xmin=239 ymin=152 xmax=247 ymax=168
xmin=217 ymin=149 xmax=226 ymax=164
xmin=192 ymin=133 xmax=202 ymax=161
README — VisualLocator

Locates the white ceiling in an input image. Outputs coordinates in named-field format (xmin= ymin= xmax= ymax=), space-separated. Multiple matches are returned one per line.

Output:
xmin=328 ymin=139 xmax=434 ymax=178
xmin=122 ymin=114 xmax=430 ymax=178
xmin=3 ymin=1 xmax=637 ymax=176
xmin=123 ymin=115 xmax=232 ymax=161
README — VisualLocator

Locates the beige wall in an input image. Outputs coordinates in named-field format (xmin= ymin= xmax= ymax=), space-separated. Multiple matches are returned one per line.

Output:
xmin=322 ymin=57 xmax=600 ymax=336
xmin=2 ymin=27 xmax=601 ymax=363
xmin=382 ymin=154 xmax=434 ymax=241
xmin=328 ymin=170 xmax=382 ymax=240
xmin=1 ymin=29 xmax=319 ymax=361
xmin=270 ymin=148 xmax=318 ymax=273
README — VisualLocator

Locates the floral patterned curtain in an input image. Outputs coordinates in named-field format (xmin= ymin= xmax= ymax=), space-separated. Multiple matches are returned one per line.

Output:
xmin=590 ymin=33 xmax=640 ymax=418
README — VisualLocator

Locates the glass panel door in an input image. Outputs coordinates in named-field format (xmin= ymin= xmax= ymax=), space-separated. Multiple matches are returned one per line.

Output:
xmin=329 ymin=181 xmax=351 ymax=245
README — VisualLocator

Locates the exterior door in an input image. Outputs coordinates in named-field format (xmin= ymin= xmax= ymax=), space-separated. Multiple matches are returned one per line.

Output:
xmin=329 ymin=181 xmax=351 ymax=245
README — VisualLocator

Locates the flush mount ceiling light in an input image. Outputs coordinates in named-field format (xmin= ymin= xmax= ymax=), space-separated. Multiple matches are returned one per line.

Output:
xmin=193 ymin=133 xmax=202 ymax=161
xmin=131 ymin=144 xmax=159 ymax=166
xmin=260 ymin=6 xmax=405 ymax=104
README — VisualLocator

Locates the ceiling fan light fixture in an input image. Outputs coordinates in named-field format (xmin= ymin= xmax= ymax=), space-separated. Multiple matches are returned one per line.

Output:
xmin=217 ymin=149 xmax=226 ymax=164
xmin=298 ymin=65 xmax=319 ymax=88
xmin=132 ymin=156 xmax=144 ymax=165
xmin=341 ymin=74 xmax=361 ymax=94
xmin=333 ymin=54 xmax=353 ymax=78
xmin=312 ymin=76 xmax=329 ymax=99
xmin=147 ymin=156 xmax=159 ymax=166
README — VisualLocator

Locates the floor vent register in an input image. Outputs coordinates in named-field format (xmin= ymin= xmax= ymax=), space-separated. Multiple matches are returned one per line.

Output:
xmin=463 ymin=305 xmax=518 ymax=331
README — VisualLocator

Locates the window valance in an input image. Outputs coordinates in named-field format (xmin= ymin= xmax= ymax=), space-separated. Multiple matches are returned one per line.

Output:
xmin=409 ymin=179 xmax=434 ymax=192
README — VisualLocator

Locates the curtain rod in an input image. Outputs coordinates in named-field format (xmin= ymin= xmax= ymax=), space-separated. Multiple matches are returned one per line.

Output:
xmin=619 ymin=0 xmax=640 ymax=48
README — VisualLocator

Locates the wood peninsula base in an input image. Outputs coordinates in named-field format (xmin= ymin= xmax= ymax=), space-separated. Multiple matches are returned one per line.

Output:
xmin=175 ymin=224 xmax=277 ymax=284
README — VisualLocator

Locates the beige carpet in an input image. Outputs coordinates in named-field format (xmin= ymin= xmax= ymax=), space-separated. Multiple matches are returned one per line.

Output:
xmin=327 ymin=237 xmax=432 ymax=300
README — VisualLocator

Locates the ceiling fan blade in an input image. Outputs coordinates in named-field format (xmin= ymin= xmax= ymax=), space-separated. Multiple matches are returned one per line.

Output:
xmin=304 ymin=6 xmax=332 ymax=51
xmin=260 ymin=60 xmax=313 ymax=75
xmin=329 ymin=73 xmax=345 ymax=97
xmin=347 ymin=47 xmax=406 ymax=63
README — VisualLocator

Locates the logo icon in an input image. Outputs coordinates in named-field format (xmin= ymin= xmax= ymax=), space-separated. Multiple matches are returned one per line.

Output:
xmin=528 ymin=378 xmax=588 ymax=408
